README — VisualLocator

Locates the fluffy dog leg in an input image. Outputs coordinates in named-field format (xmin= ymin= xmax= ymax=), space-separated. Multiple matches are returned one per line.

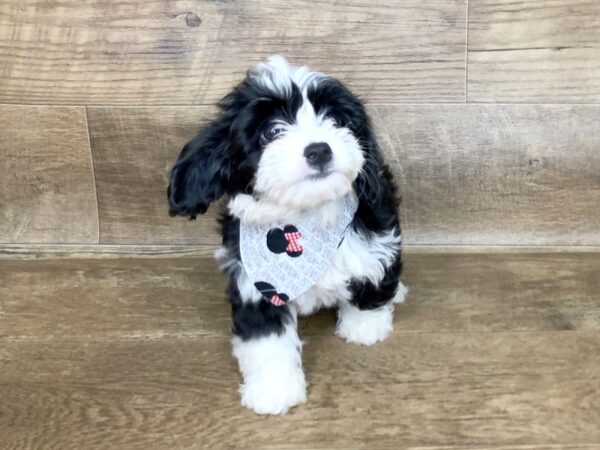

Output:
xmin=232 ymin=323 xmax=306 ymax=415
xmin=336 ymin=301 xmax=395 ymax=345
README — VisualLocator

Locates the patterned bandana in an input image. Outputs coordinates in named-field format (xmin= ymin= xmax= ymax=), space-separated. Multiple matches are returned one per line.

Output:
xmin=240 ymin=194 xmax=359 ymax=306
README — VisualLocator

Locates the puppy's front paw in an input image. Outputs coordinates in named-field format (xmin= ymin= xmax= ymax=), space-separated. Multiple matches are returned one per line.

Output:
xmin=336 ymin=302 xmax=394 ymax=346
xmin=240 ymin=368 xmax=307 ymax=415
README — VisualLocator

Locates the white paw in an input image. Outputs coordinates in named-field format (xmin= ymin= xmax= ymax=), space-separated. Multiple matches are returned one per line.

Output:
xmin=232 ymin=326 xmax=306 ymax=415
xmin=240 ymin=368 xmax=307 ymax=415
xmin=336 ymin=302 xmax=394 ymax=345
xmin=393 ymin=281 xmax=409 ymax=304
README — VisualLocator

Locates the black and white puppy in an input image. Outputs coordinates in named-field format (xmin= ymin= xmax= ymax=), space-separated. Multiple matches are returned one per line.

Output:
xmin=168 ymin=56 xmax=406 ymax=415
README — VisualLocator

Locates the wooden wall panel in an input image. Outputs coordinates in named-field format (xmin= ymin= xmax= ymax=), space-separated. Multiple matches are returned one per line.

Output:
xmin=468 ymin=0 xmax=600 ymax=102
xmin=87 ymin=106 xmax=220 ymax=245
xmin=89 ymin=105 xmax=600 ymax=246
xmin=0 ymin=0 xmax=466 ymax=105
xmin=371 ymin=104 xmax=600 ymax=246
xmin=0 ymin=106 xmax=98 ymax=244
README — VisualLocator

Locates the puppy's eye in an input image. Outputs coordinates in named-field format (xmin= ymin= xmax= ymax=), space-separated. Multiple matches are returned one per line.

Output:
xmin=262 ymin=125 xmax=285 ymax=142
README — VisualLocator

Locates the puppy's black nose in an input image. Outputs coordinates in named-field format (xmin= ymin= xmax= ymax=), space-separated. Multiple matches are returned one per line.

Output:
xmin=304 ymin=142 xmax=332 ymax=170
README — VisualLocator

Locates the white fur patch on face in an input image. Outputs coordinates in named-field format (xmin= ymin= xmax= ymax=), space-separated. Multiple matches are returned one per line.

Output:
xmin=247 ymin=55 xmax=365 ymax=210
xmin=250 ymin=55 xmax=325 ymax=98
xmin=254 ymin=91 xmax=364 ymax=210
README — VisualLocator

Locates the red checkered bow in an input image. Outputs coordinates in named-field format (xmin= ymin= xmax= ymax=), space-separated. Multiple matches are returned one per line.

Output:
xmin=284 ymin=230 xmax=303 ymax=253
xmin=270 ymin=294 xmax=286 ymax=306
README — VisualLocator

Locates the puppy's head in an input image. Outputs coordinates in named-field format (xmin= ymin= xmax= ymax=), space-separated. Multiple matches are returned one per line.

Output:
xmin=168 ymin=55 xmax=383 ymax=218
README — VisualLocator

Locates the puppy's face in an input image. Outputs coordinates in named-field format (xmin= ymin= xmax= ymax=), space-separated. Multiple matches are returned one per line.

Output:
xmin=169 ymin=56 xmax=376 ymax=218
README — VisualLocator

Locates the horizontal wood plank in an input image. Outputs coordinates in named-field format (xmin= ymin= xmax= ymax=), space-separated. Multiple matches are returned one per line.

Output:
xmin=88 ymin=104 xmax=600 ymax=246
xmin=1 ymin=332 xmax=598 ymax=448
xmin=3 ymin=243 xmax=600 ymax=260
xmin=0 ymin=244 xmax=216 ymax=259
xmin=1 ymin=253 xmax=598 ymax=340
xmin=371 ymin=104 xmax=600 ymax=245
xmin=468 ymin=0 xmax=600 ymax=102
xmin=86 ymin=106 xmax=220 ymax=245
xmin=0 ymin=106 xmax=98 ymax=244
xmin=0 ymin=0 xmax=466 ymax=105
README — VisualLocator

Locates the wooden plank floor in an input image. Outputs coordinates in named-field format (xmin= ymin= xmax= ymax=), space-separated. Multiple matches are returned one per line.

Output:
xmin=1 ymin=252 xmax=599 ymax=449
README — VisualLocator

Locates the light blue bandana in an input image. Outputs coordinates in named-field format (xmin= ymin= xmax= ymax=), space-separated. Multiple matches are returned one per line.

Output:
xmin=240 ymin=195 xmax=358 ymax=305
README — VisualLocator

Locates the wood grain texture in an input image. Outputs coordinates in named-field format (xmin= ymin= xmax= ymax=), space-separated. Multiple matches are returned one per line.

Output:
xmin=0 ymin=332 xmax=598 ymax=448
xmin=468 ymin=0 xmax=600 ymax=102
xmin=0 ymin=0 xmax=466 ymax=105
xmin=87 ymin=106 xmax=220 ymax=245
xmin=0 ymin=244 xmax=216 ymax=259
xmin=3 ymin=244 xmax=600 ymax=260
xmin=370 ymin=104 xmax=600 ymax=246
xmin=88 ymin=104 xmax=600 ymax=246
xmin=0 ymin=105 xmax=98 ymax=244
xmin=1 ymin=253 xmax=598 ymax=340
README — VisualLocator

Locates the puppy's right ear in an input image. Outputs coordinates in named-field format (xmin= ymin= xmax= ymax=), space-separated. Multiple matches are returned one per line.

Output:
xmin=168 ymin=120 xmax=233 ymax=219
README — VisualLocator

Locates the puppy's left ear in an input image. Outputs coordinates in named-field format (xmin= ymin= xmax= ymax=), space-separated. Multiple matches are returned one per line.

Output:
xmin=168 ymin=119 xmax=234 ymax=219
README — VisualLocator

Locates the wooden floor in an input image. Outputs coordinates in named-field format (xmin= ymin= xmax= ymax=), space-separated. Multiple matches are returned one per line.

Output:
xmin=1 ymin=251 xmax=599 ymax=449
